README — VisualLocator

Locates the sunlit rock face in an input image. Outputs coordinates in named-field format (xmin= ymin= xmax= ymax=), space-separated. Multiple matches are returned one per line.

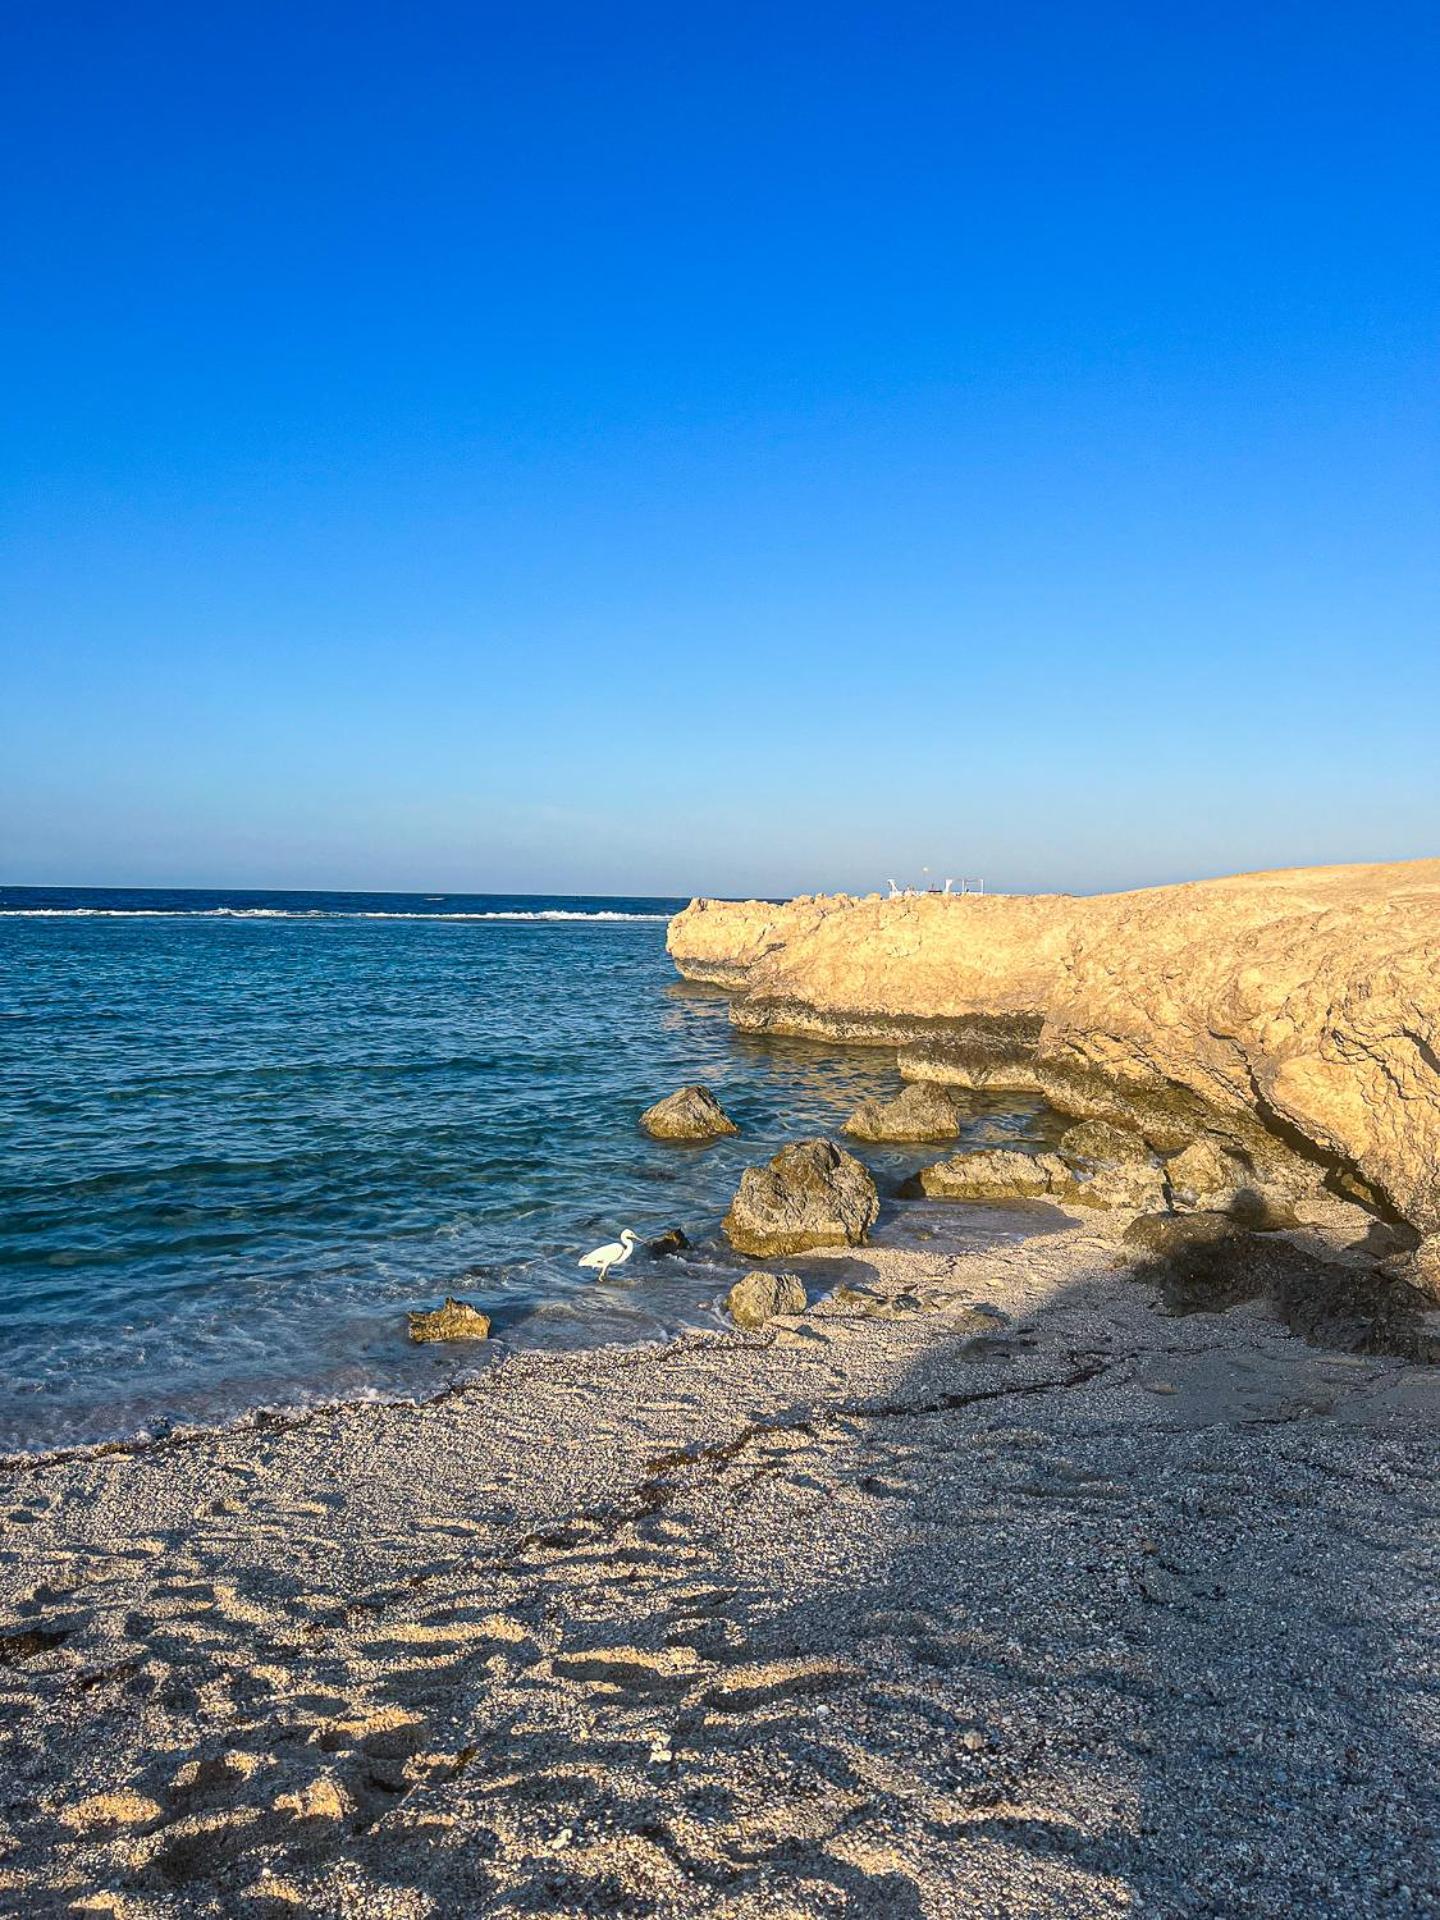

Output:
xmin=669 ymin=861 xmax=1440 ymax=1233
xmin=723 ymin=1139 xmax=880 ymax=1256
xmin=639 ymin=1084 xmax=738 ymax=1140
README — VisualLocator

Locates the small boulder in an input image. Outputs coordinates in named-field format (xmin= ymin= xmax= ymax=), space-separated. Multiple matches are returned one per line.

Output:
xmin=1227 ymin=1191 xmax=1302 ymax=1232
xmin=843 ymin=1082 xmax=960 ymax=1143
xmin=407 ymin=1297 xmax=491 ymax=1343
xmin=723 ymin=1138 xmax=879 ymax=1256
xmin=727 ymin=1270 xmax=807 ymax=1329
xmin=648 ymin=1227 xmax=690 ymax=1258
xmin=1165 ymin=1137 xmax=1250 ymax=1210
xmin=640 ymin=1085 xmax=738 ymax=1141
xmin=1053 ymin=1120 xmax=1169 ymax=1209
xmin=913 ymin=1148 xmax=1068 ymax=1201
xmin=1062 ymin=1158 xmax=1171 ymax=1212
xmin=1165 ymin=1137 xmax=1302 ymax=1227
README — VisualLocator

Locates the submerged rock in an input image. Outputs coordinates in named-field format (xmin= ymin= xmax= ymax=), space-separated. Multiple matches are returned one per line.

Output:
xmin=913 ymin=1148 xmax=1069 ymax=1201
xmin=842 ymin=1082 xmax=960 ymax=1143
xmin=723 ymin=1138 xmax=879 ymax=1256
xmin=727 ymin=1270 xmax=807 ymax=1329
xmin=407 ymin=1297 xmax=492 ymax=1343
xmin=640 ymin=1085 xmax=738 ymax=1141
xmin=648 ymin=1227 xmax=690 ymax=1258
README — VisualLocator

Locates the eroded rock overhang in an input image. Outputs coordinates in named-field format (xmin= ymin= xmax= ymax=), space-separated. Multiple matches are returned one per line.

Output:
xmin=667 ymin=862 xmax=1440 ymax=1235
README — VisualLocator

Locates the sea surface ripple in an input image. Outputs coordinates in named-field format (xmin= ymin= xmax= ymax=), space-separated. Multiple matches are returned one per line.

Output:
xmin=0 ymin=887 xmax=1063 ymax=1452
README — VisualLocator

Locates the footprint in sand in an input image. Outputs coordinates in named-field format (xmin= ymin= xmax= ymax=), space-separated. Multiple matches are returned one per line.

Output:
xmin=550 ymin=1646 xmax=708 ymax=1698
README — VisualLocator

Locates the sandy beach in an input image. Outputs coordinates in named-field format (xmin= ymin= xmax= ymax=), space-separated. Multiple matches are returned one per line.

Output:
xmin=10 ymin=0 xmax=1437 ymax=1904
xmin=4 ymin=1202 xmax=1437 ymax=1918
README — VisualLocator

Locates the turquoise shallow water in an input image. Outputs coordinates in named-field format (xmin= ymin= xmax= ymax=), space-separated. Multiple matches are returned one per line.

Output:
xmin=0 ymin=888 xmax=1064 ymax=1453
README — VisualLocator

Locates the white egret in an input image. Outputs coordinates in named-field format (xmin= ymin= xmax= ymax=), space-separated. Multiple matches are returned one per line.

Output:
xmin=577 ymin=1228 xmax=639 ymax=1281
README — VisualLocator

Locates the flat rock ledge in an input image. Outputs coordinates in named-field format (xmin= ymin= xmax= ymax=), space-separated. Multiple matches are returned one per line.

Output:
xmin=407 ymin=1297 xmax=491 ymax=1343
xmin=842 ymin=1081 xmax=960 ymax=1142
xmin=639 ymin=1084 xmax=738 ymax=1140
xmin=723 ymin=1138 xmax=880 ymax=1257
xmin=667 ymin=862 xmax=1440 ymax=1233
xmin=726 ymin=1270 xmax=807 ymax=1329
xmin=912 ymin=1132 xmax=1307 ymax=1222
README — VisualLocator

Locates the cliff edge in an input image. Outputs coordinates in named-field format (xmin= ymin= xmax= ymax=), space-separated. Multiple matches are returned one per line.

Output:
xmin=668 ymin=861 xmax=1440 ymax=1234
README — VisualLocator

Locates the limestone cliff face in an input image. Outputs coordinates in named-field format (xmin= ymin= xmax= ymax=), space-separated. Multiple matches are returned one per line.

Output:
xmin=668 ymin=862 xmax=1440 ymax=1233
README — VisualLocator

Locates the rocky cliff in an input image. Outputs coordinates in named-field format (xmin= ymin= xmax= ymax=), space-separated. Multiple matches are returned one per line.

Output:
xmin=668 ymin=862 xmax=1440 ymax=1235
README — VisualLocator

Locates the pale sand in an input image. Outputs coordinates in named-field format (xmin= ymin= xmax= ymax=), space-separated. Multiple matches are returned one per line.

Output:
xmin=2 ymin=1212 xmax=1438 ymax=1918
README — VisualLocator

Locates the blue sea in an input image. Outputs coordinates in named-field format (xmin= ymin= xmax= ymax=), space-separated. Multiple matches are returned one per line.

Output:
xmin=0 ymin=887 xmax=1062 ymax=1454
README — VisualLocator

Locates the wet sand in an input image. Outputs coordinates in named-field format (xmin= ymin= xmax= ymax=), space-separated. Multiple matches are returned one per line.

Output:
xmin=2 ymin=1212 xmax=1438 ymax=1917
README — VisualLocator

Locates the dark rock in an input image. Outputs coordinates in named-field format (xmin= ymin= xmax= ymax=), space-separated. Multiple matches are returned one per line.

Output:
xmin=1123 ymin=1211 xmax=1244 ymax=1257
xmin=648 ymin=1228 xmax=690 ymax=1258
xmin=723 ymin=1138 xmax=879 ymax=1256
xmin=640 ymin=1084 xmax=738 ymax=1141
xmin=1226 ymin=1191 xmax=1302 ymax=1232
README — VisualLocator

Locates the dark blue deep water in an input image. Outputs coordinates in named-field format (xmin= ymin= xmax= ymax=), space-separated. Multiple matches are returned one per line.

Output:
xmin=0 ymin=887 xmax=1061 ymax=1453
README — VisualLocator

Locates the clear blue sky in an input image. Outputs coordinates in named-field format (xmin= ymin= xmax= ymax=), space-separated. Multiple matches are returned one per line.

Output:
xmin=3 ymin=1 xmax=1436 ymax=897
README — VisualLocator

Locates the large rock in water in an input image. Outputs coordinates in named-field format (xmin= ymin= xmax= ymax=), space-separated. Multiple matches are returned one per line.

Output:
xmin=667 ymin=862 xmax=1440 ymax=1233
xmin=723 ymin=1139 xmax=879 ymax=1256
xmin=842 ymin=1082 xmax=959 ymax=1142
xmin=640 ymin=1084 xmax=738 ymax=1140
xmin=407 ymin=1297 xmax=491 ymax=1342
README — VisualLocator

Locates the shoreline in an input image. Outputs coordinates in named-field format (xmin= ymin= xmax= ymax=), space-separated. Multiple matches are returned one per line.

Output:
xmin=1 ymin=1175 xmax=1071 ymax=1469
xmin=4 ymin=1205 xmax=1438 ymax=1915
xmin=0 ymin=1327 xmax=749 ymax=1477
